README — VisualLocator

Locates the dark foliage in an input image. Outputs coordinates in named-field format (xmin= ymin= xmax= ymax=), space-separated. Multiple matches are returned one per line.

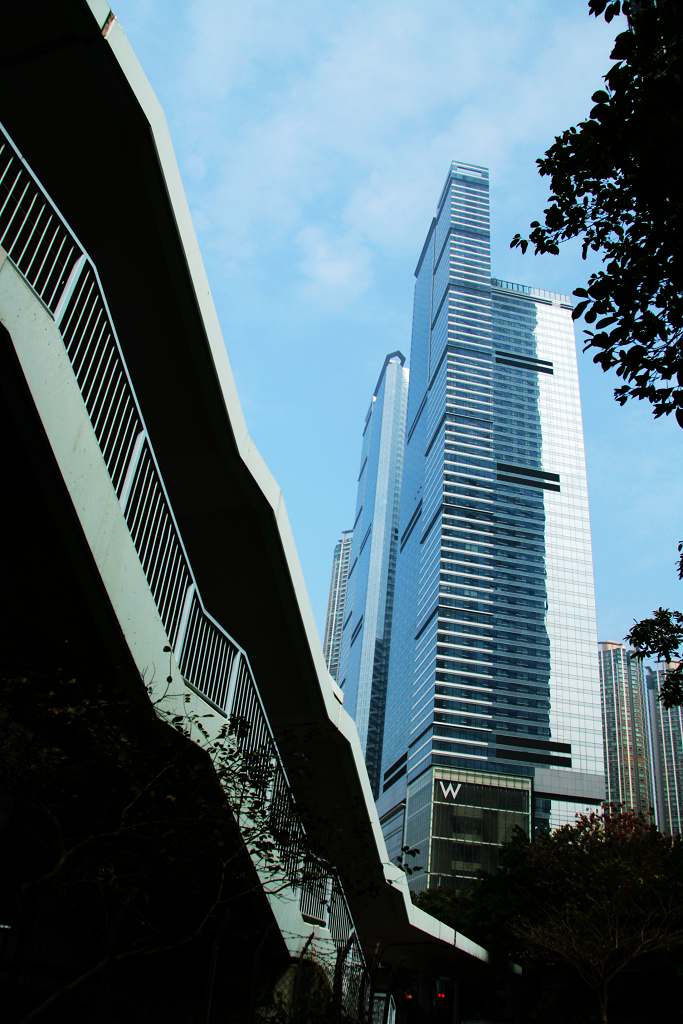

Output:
xmin=416 ymin=810 xmax=683 ymax=1024
xmin=0 ymin=662 xmax=287 ymax=1023
xmin=626 ymin=606 xmax=683 ymax=706
xmin=512 ymin=0 xmax=683 ymax=703
xmin=511 ymin=0 xmax=683 ymax=425
xmin=625 ymin=547 xmax=683 ymax=706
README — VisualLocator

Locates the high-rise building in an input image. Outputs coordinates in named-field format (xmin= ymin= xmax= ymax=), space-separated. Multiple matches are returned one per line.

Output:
xmin=378 ymin=161 xmax=604 ymax=891
xmin=322 ymin=529 xmax=353 ymax=680
xmin=598 ymin=641 xmax=652 ymax=815
xmin=338 ymin=352 xmax=409 ymax=796
xmin=645 ymin=665 xmax=683 ymax=834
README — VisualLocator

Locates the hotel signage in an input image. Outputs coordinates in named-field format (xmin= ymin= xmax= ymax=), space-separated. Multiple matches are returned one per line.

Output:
xmin=436 ymin=780 xmax=462 ymax=801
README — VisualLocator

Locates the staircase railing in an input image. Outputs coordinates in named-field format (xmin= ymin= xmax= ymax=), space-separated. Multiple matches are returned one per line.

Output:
xmin=0 ymin=120 xmax=367 ymax=1017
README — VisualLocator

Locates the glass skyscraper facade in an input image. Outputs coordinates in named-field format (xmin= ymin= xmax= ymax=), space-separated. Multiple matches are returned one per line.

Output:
xmin=645 ymin=664 xmax=683 ymax=835
xmin=378 ymin=162 xmax=604 ymax=890
xmin=322 ymin=529 xmax=353 ymax=681
xmin=339 ymin=352 xmax=409 ymax=796
xmin=598 ymin=641 xmax=652 ymax=815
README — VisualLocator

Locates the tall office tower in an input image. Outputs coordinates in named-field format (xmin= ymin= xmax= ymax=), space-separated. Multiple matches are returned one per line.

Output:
xmin=598 ymin=642 xmax=652 ymax=815
xmin=378 ymin=162 xmax=604 ymax=890
xmin=338 ymin=352 xmax=409 ymax=796
xmin=644 ymin=665 xmax=683 ymax=834
xmin=322 ymin=530 xmax=353 ymax=680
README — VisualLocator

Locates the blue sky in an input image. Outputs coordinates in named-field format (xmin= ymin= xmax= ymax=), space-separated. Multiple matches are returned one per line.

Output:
xmin=115 ymin=0 xmax=681 ymax=645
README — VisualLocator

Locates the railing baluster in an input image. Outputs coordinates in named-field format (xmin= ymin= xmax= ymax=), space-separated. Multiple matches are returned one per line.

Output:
xmin=54 ymin=252 xmax=86 ymax=325
xmin=224 ymin=651 xmax=241 ymax=717
xmin=0 ymin=169 xmax=23 ymax=222
xmin=173 ymin=584 xmax=196 ymax=665
xmin=0 ymin=179 xmax=30 ymax=246
xmin=117 ymin=429 xmax=146 ymax=514
xmin=42 ymin=235 xmax=71 ymax=306
xmin=14 ymin=197 xmax=44 ymax=267
xmin=24 ymin=212 xmax=54 ymax=279
xmin=44 ymin=237 xmax=74 ymax=308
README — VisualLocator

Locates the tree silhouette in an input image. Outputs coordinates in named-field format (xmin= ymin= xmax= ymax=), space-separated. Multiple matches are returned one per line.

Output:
xmin=417 ymin=809 xmax=683 ymax=1023
xmin=512 ymin=0 xmax=683 ymax=701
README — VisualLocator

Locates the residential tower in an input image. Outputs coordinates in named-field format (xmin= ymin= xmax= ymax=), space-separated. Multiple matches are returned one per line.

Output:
xmin=598 ymin=641 xmax=652 ymax=815
xmin=645 ymin=664 xmax=683 ymax=834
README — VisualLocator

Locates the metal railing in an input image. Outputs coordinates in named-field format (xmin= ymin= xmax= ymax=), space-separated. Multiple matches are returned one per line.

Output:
xmin=0 ymin=120 xmax=367 ymax=1013
xmin=0 ymin=141 xmax=80 ymax=313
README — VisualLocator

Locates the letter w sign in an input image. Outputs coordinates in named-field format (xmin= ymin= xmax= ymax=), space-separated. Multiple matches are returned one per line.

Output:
xmin=438 ymin=780 xmax=462 ymax=801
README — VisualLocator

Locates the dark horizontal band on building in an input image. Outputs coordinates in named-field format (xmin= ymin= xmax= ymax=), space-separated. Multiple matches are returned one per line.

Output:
xmin=494 ymin=350 xmax=554 ymax=374
xmin=497 ymin=473 xmax=561 ymax=493
xmin=496 ymin=733 xmax=571 ymax=754
xmin=382 ymin=763 xmax=407 ymax=791
xmin=496 ymin=462 xmax=560 ymax=483
xmin=495 ymin=747 xmax=572 ymax=768
xmin=383 ymin=750 xmax=407 ymax=781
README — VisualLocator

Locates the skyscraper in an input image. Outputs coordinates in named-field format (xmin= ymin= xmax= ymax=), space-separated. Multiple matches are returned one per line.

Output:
xmin=598 ymin=641 xmax=652 ymax=815
xmin=322 ymin=529 xmax=353 ymax=680
xmin=378 ymin=161 xmax=604 ymax=890
xmin=338 ymin=352 xmax=409 ymax=796
xmin=645 ymin=664 xmax=683 ymax=834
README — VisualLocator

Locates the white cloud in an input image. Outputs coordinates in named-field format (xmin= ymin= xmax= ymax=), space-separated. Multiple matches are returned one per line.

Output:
xmin=296 ymin=226 xmax=373 ymax=305
xmin=180 ymin=0 xmax=330 ymax=103
xmin=114 ymin=0 xmax=645 ymax=636
xmin=136 ymin=0 xmax=620 ymax=302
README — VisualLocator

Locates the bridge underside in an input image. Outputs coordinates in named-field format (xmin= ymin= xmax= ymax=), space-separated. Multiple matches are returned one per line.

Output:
xmin=0 ymin=327 xmax=294 ymax=1021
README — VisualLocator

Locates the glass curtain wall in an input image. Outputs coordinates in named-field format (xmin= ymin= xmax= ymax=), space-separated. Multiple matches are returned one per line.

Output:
xmin=339 ymin=353 xmax=409 ymax=795
xmin=379 ymin=162 xmax=604 ymax=883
